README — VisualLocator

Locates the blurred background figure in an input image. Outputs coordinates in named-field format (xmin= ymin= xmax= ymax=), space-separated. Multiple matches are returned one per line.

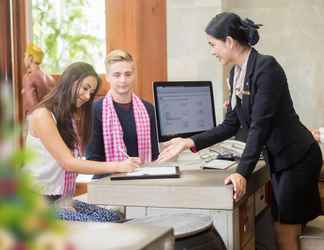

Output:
xmin=21 ymin=43 xmax=55 ymax=117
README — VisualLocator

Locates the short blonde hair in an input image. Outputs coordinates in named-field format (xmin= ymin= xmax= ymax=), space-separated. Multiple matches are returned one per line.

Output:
xmin=25 ymin=43 xmax=44 ymax=64
xmin=104 ymin=49 xmax=133 ymax=73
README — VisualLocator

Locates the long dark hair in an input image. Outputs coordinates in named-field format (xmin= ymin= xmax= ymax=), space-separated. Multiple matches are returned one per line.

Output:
xmin=205 ymin=12 xmax=263 ymax=46
xmin=38 ymin=62 xmax=100 ymax=150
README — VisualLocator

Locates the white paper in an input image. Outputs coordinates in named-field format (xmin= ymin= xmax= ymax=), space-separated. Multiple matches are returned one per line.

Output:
xmin=76 ymin=174 xmax=93 ymax=183
xmin=126 ymin=166 xmax=177 ymax=176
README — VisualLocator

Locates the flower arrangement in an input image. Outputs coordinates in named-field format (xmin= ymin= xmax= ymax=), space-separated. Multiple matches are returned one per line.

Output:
xmin=0 ymin=83 xmax=73 ymax=250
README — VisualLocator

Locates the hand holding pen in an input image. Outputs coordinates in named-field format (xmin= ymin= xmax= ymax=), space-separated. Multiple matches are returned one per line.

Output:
xmin=115 ymin=146 xmax=142 ymax=173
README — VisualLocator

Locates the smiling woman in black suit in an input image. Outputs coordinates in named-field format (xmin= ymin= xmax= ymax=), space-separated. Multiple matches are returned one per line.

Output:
xmin=158 ymin=12 xmax=322 ymax=250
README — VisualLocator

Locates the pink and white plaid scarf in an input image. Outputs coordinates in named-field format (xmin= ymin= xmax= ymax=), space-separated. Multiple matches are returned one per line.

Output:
xmin=62 ymin=119 xmax=79 ymax=196
xmin=102 ymin=91 xmax=152 ymax=163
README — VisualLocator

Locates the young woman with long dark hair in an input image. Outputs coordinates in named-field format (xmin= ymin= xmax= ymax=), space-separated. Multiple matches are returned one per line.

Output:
xmin=24 ymin=62 xmax=140 ymax=222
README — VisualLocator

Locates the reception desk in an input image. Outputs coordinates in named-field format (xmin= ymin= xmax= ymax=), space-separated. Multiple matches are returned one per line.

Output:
xmin=87 ymin=153 xmax=270 ymax=250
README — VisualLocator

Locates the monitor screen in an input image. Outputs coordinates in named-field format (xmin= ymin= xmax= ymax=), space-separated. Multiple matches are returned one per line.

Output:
xmin=153 ymin=81 xmax=216 ymax=142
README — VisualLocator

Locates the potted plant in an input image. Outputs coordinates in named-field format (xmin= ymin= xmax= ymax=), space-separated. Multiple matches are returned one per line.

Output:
xmin=0 ymin=83 xmax=73 ymax=250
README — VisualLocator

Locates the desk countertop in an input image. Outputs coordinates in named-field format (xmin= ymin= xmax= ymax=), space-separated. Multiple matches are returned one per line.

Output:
xmin=87 ymin=159 xmax=269 ymax=210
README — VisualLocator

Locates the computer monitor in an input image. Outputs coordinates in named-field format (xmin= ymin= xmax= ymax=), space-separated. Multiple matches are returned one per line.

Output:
xmin=153 ymin=81 xmax=216 ymax=142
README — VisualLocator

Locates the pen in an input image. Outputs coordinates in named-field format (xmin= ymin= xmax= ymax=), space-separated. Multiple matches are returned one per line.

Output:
xmin=118 ymin=146 xmax=130 ymax=158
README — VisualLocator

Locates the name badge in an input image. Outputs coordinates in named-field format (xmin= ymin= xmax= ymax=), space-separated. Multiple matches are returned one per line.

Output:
xmin=242 ymin=90 xmax=251 ymax=96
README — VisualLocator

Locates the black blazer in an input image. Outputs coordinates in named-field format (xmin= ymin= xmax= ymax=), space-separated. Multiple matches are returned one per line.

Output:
xmin=191 ymin=48 xmax=315 ymax=178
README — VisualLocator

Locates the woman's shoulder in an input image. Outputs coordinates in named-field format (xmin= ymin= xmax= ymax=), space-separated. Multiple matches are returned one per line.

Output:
xmin=30 ymin=107 xmax=55 ymax=122
xmin=255 ymin=52 xmax=283 ymax=74
xmin=258 ymin=54 xmax=276 ymax=63
xmin=29 ymin=108 xmax=56 ymax=137
xmin=256 ymin=51 xmax=279 ymax=67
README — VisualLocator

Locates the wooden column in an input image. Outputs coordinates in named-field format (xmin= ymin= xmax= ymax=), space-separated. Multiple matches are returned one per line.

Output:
xmin=0 ymin=0 xmax=27 ymax=138
xmin=0 ymin=0 xmax=12 ymax=84
xmin=0 ymin=0 xmax=11 ymax=132
xmin=11 ymin=0 xmax=27 ymax=130
xmin=106 ymin=0 xmax=167 ymax=102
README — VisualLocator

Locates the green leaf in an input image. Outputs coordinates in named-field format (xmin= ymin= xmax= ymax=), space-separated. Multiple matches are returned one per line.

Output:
xmin=32 ymin=0 xmax=103 ymax=74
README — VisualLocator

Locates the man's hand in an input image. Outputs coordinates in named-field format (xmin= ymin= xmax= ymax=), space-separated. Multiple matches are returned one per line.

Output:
xmin=115 ymin=157 xmax=141 ymax=173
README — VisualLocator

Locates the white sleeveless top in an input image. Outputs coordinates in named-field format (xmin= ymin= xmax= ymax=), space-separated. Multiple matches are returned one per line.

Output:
xmin=23 ymin=112 xmax=77 ymax=196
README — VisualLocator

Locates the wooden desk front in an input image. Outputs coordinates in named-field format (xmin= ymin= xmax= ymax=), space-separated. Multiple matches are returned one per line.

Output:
xmin=87 ymin=160 xmax=269 ymax=250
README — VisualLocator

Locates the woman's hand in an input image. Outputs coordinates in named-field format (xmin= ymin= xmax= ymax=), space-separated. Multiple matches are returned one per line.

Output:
xmin=157 ymin=137 xmax=195 ymax=162
xmin=114 ymin=157 xmax=141 ymax=173
xmin=56 ymin=197 xmax=76 ymax=212
xmin=224 ymin=173 xmax=247 ymax=200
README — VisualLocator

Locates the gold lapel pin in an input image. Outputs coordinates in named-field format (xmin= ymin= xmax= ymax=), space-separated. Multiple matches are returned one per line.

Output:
xmin=242 ymin=90 xmax=251 ymax=96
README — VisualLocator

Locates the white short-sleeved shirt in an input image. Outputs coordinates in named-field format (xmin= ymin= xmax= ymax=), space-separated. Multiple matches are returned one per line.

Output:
xmin=23 ymin=112 xmax=76 ymax=195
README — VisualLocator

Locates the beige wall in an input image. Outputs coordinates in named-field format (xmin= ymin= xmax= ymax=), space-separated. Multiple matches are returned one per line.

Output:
xmin=168 ymin=0 xmax=324 ymax=131
xmin=167 ymin=0 xmax=225 ymax=122
xmin=222 ymin=0 xmax=324 ymax=129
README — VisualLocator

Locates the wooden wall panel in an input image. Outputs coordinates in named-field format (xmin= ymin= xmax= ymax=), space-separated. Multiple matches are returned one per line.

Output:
xmin=11 ymin=0 xmax=27 ymax=130
xmin=0 ymin=0 xmax=12 ymax=133
xmin=106 ymin=0 xmax=167 ymax=102
xmin=0 ymin=0 xmax=26 ymax=145
xmin=137 ymin=0 xmax=167 ymax=102
xmin=5 ymin=0 xmax=166 ymax=124
xmin=0 ymin=1 xmax=12 ymax=84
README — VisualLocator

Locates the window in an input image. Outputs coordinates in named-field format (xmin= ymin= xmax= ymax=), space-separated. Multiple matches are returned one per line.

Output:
xmin=31 ymin=0 xmax=106 ymax=74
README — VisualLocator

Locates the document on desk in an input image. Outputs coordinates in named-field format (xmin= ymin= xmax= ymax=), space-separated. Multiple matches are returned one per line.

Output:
xmin=201 ymin=159 xmax=237 ymax=170
xmin=110 ymin=165 xmax=180 ymax=180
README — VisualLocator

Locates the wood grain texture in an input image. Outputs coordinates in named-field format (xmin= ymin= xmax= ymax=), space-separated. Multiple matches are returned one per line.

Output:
xmin=0 ymin=0 xmax=12 ymax=135
xmin=12 ymin=0 xmax=27 ymax=145
xmin=106 ymin=0 xmax=167 ymax=102
xmin=239 ymin=196 xmax=255 ymax=249
xmin=0 ymin=0 xmax=12 ymax=83
xmin=0 ymin=0 xmax=26 ymax=146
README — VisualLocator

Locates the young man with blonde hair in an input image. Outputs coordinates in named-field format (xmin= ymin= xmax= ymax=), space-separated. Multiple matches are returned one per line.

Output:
xmin=86 ymin=49 xmax=159 ymax=178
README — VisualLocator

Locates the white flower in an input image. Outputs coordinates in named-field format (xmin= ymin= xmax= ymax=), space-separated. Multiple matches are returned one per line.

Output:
xmin=0 ymin=140 xmax=14 ymax=162
xmin=34 ymin=232 xmax=66 ymax=250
